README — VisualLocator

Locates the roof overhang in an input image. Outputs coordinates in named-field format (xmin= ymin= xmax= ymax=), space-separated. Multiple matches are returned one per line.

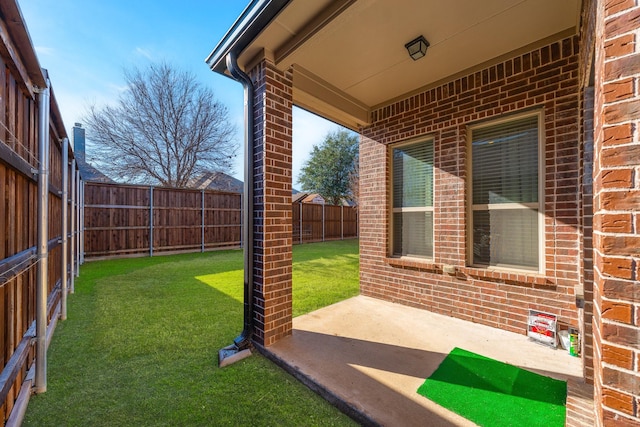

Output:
xmin=0 ymin=0 xmax=46 ymax=92
xmin=0 ymin=1 xmax=67 ymax=139
xmin=207 ymin=0 xmax=582 ymax=130
xmin=206 ymin=0 xmax=291 ymax=74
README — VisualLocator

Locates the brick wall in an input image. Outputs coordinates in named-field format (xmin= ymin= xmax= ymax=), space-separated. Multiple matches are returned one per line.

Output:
xmin=250 ymin=58 xmax=294 ymax=347
xmin=582 ymin=86 xmax=596 ymax=383
xmin=360 ymin=36 xmax=583 ymax=342
xmin=593 ymin=0 xmax=640 ymax=425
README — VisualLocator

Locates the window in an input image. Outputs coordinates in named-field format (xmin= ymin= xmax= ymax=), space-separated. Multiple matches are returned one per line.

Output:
xmin=469 ymin=112 xmax=542 ymax=271
xmin=391 ymin=139 xmax=434 ymax=258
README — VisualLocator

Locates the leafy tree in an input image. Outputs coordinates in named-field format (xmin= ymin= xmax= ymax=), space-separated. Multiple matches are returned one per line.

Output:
xmin=348 ymin=158 xmax=359 ymax=205
xmin=298 ymin=130 xmax=358 ymax=205
xmin=85 ymin=62 xmax=237 ymax=187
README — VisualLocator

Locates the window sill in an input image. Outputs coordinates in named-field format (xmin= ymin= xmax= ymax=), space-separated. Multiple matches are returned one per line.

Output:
xmin=385 ymin=257 xmax=438 ymax=272
xmin=459 ymin=266 xmax=553 ymax=288
xmin=384 ymin=258 xmax=554 ymax=288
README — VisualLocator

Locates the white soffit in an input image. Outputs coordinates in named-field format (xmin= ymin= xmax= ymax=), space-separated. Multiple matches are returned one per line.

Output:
xmin=240 ymin=0 xmax=581 ymax=120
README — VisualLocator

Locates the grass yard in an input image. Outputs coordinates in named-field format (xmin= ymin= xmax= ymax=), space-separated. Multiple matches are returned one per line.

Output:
xmin=23 ymin=240 xmax=359 ymax=426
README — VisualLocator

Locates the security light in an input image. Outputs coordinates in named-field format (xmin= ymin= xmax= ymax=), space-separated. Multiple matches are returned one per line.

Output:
xmin=405 ymin=36 xmax=429 ymax=60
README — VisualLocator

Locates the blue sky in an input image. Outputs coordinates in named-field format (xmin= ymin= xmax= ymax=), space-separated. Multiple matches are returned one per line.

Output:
xmin=18 ymin=0 xmax=342 ymax=184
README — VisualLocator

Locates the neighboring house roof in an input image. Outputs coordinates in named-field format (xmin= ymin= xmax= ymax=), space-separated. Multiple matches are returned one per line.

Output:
xmin=188 ymin=171 xmax=244 ymax=193
xmin=291 ymin=192 xmax=308 ymax=203
xmin=292 ymin=193 xmax=356 ymax=206
xmin=189 ymin=172 xmax=302 ymax=196
xmin=76 ymin=158 xmax=114 ymax=183
xmin=301 ymin=193 xmax=325 ymax=204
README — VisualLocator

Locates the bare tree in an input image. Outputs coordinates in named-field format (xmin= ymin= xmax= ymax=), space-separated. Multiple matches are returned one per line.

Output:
xmin=85 ymin=62 xmax=237 ymax=187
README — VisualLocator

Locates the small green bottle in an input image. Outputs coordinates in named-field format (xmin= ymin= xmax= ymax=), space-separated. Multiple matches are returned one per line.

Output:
xmin=568 ymin=328 xmax=579 ymax=357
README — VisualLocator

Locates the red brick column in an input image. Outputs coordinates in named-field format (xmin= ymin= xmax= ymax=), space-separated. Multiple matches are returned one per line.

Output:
xmin=593 ymin=0 xmax=640 ymax=425
xmin=249 ymin=58 xmax=293 ymax=347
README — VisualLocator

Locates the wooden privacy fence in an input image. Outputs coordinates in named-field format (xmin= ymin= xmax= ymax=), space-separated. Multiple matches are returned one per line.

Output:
xmin=84 ymin=183 xmax=242 ymax=258
xmin=293 ymin=203 xmax=358 ymax=243
xmin=85 ymin=183 xmax=359 ymax=258
xmin=0 ymin=1 xmax=83 ymax=423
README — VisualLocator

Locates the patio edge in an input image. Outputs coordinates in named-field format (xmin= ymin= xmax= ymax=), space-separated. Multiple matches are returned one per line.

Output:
xmin=254 ymin=343 xmax=382 ymax=427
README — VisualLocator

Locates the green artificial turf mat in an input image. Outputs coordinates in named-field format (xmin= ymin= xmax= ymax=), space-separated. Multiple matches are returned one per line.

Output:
xmin=417 ymin=347 xmax=567 ymax=427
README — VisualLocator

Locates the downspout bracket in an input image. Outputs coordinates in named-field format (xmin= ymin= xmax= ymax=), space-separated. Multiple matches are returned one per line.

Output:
xmin=218 ymin=345 xmax=252 ymax=368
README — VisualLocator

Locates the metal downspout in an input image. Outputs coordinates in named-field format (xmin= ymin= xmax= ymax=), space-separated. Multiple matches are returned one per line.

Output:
xmin=35 ymin=80 xmax=50 ymax=393
xmin=219 ymin=51 xmax=254 ymax=366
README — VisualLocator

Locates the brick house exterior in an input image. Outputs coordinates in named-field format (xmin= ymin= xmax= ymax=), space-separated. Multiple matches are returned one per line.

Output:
xmin=359 ymin=34 xmax=588 ymax=371
xmin=208 ymin=0 xmax=640 ymax=424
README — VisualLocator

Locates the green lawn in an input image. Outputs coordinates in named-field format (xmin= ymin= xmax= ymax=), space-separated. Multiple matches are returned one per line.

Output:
xmin=23 ymin=240 xmax=359 ymax=426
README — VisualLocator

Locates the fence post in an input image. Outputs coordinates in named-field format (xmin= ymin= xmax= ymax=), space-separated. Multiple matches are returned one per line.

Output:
xmin=201 ymin=189 xmax=205 ymax=253
xmin=299 ymin=203 xmax=302 ymax=244
xmin=341 ymin=205 xmax=344 ymax=240
xmin=149 ymin=186 xmax=154 ymax=257
xmin=240 ymin=193 xmax=243 ymax=249
xmin=322 ymin=204 xmax=325 ymax=242
xmin=35 ymin=82 xmax=50 ymax=394
xmin=61 ymin=138 xmax=69 ymax=320
xmin=80 ymin=180 xmax=85 ymax=265
xmin=70 ymin=160 xmax=76 ymax=291
xmin=75 ymin=170 xmax=80 ymax=277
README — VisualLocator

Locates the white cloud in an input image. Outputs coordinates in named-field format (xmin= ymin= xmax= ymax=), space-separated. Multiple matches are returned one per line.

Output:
xmin=107 ymin=83 xmax=129 ymax=93
xmin=35 ymin=46 xmax=55 ymax=56
xmin=134 ymin=47 xmax=153 ymax=60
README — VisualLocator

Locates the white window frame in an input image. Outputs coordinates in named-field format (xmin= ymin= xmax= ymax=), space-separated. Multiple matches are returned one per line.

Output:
xmin=389 ymin=137 xmax=435 ymax=260
xmin=466 ymin=110 xmax=545 ymax=273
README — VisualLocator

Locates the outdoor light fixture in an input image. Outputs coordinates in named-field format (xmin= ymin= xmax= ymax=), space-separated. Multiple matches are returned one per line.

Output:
xmin=405 ymin=35 xmax=429 ymax=60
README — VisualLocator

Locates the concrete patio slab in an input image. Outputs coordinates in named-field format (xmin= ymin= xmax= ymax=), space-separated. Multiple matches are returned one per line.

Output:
xmin=265 ymin=295 xmax=593 ymax=426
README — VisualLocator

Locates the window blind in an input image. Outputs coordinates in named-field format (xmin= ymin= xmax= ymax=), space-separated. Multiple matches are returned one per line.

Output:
xmin=472 ymin=115 xmax=538 ymax=206
xmin=393 ymin=142 xmax=433 ymax=208
xmin=392 ymin=140 xmax=434 ymax=258
xmin=471 ymin=115 xmax=540 ymax=270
